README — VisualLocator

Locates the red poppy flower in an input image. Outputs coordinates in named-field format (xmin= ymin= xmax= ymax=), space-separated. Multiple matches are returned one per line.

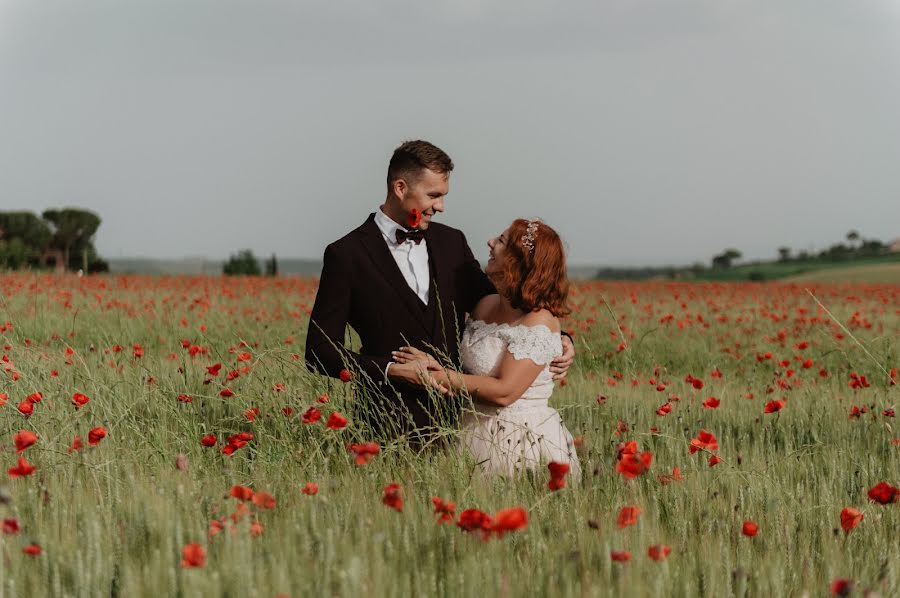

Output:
xmin=708 ymin=455 xmax=722 ymax=466
xmin=249 ymin=520 xmax=264 ymax=537
xmin=302 ymin=407 xmax=322 ymax=424
xmin=8 ymin=455 xmax=36 ymax=478
xmin=432 ymin=497 xmax=456 ymax=523
xmin=457 ymin=509 xmax=492 ymax=533
xmin=656 ymin=401 xmax=673 ymax=416
xmin=831 ymin=579 xmax=853 ymax=596
xmin=222 ymin=432 xmax=253 ymax=455
xmin=548 ymin=461 xmax=570 ymax=490
xmin=349 ymin=442 xmax=380 ymax=465
xmin=206 ymin=363 xmax=222 ymax=376
xmin=72 ymin=392 xmax=90 ymax=409
xmin=302 ymin=482 xmax=318 ymax=496
xmin=244 ymin=407 xmax=260 ymax=423
xmin=200 ymin=434 xmax=216 ymax=447
xmin=326 ymin=412 xmax=348 ymax=430
xmin=339 ymin=369 xmax=353 ymax=383
xmin=382 ymin=483 xmax=403 ymax=512
xmin=180 ymin=543 xmax=206 ymax=568
xmin=229 ymin=485 xmax=254 ymax=501
xmin=69 ymin=435 xmax=83 ymax=453
xmin=14 ymin=430 xmax=37 ymax=453
xmin=839 ymin=507 xmax=863 ymax=532
xmin=177 ymin=393 xmax=193 ymax=403
xmin=22 ymin=543 xmax=41 ymax=556
xmin=133 ymin=344 xmax=144 ymax=358
xmin=2 ymin=518 xmax=20 ymax=535
xmin=616 ymin=451 xmax=653 ymax=479
xmin=407 ymin=208 xmax=422 ymax=229
xmin=611 ymin=550 xmax=631 ymax=562
xmin=616 ymin=505 xmax=642 ymax=528
xmin=741 ymin=521 xmax=758 ymax=537
xmin=889 ymin=367 xmax=898 ymax=386
xmin=647 ymin=544 xmax=671 ymax=561
xmin=88 ymin=426 xmax=107 ymax=446
xmin=764 ymin=399 xmax=786 ymax=413
xmin=317 ymin=393 xmax=330 ymax=404
xmin=703 ymin=397 xmax=720 ymax=409
xmin=867 ymin=481 xmax=900 ymax=504
xmin=491 ymin=507 xmax=528 ymax=535
xmin=689 ymin=430 xmax=718 ymax=454
xmin=208 ymin=519 xmax=225 ymax=538
xmin=658 ymin=466 xmax=683 ymax=485
xmin=17 ymin=401 xmax=33 ymax=417
xmin=252 ymin=491 xmax=276 ymax=510
xmin=219 ymin=388 xmax=234 ymax=398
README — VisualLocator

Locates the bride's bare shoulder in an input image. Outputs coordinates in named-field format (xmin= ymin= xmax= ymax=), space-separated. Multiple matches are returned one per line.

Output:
xmin=520 ymin=309 xmax=560 ymax=333
xmin=471 ymin=294 xmax=501 ymax=321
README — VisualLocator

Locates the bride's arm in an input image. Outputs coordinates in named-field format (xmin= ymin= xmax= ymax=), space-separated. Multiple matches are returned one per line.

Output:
xmin=432 ymin=353 xmax=545 ymax=407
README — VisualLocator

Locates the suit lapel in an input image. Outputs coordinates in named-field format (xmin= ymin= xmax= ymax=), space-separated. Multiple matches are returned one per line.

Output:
xmin=359 ymin=215 xmax=430 ymax=334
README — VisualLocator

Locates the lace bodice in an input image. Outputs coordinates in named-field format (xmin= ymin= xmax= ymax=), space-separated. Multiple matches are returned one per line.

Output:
xmin=460 ymin=319 xmax=562 ymax=401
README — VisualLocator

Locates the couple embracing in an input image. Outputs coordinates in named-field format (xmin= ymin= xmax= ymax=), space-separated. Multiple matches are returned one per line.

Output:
xmin=305 ymin=140 xmax=581 ymax=479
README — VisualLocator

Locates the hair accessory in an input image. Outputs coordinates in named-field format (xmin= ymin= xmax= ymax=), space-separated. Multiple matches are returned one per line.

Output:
xmin=521 ymin=219 xmax=540 ymax=254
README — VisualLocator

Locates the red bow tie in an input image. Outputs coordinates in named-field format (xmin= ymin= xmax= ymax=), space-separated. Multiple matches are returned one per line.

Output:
xmin=395 ymin=229 xmax=425 ymax=245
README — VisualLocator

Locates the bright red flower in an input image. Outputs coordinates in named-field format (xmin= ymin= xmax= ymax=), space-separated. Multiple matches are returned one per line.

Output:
xmin=2 ymin=518 xmax=20 ymax=535
xmin=8 ymin=455 xmax=36 ymax=478
xmin=72 ymin=392 xmax=90 ymax=409
xmin=889 ymin=367 xmax=898 ymax=386
xmin=742 ymin=521 xmax=759 ymax=537
xmin=206 ymin=363 xmax=222 ymax=376
xmin=252 ymin=491 xmax=276 ymax=509
xmin=764 ymin=399 xmax=786 ymax=413
xmin=656 ymin=401 xmax=673 ymax=416
xmin=180 ymin=543 xmax=206 ymax=568
xmin=237 ymin=351 xmax=252 ymax=362
xmin=22 ymin=543 xmax=41 ymax=556
xmin=491 ymin=507 xmax=528 ymax=535
xmin=17 ymin=401 xmax=33 ymax=417
xmin=611 ymin=550 xmax=631 ymax=562
xmin=703 ymin=397 xmax=720 ymax=409
xmin=689 ymin=430 xmax=718 ymax=454
xmin=867 ymin=481 xmax=900 ymax=504
xmin=200 ymin=434 xmax=217 ymax=447
xmin=302 ymin=406 xmax=322 ymax=424
xmin=222 ymin=432 xmax=253 ymax=455
xmin=88 ymin=426 xmax=107 ymax=446
xmin=616 ymin=451 xmax=653 ymax=479
xmin=177 ymin=393 xmax=193 ymax=403
xmin=708 ymin=455 xmax=722 ymax=467
xmin=349 ymin=442 xmax=380 ymax=465
xmin=229 ymin=485 xmax=254 ymax=501
xmin=243 ymin=407 xmax=260 ymax=423
xmin=432 ymin=497 xmax=456 ymax=523
xmin=14 ymin=430 xmax=37 ymax=453
xmin=133 ymin=344 xmax=144 ymax=358
xmin=647 ymin=544 xmax=671 ymax=561
xmin=457 ymin=509 xmax=492 ymax=533
xmin=302 ymin=482 xmax=318 ymax=496
xmin=339 ymin=369 xmax=353 ymax=383
xmin=617 ymin=505 xmax=642 ymax=528
xmin=831 ymin=579 xmax=853 ymax=596
xmin=839 ymin=507 xmax=863 ymax=532
xmin=25 ymin=391 xmax=42 ymax=404
xmin=407 ymin=208 xmax=422 ymax=229
xmin=219 ymin=388 xmax=235 ymax=398
xmin=382 ymin=483 xmax=403 ymax=512
xmin=326 ymin=412 xmax=348 ymax=430
xmin=548 ymin=461 xmax=570 ymax=490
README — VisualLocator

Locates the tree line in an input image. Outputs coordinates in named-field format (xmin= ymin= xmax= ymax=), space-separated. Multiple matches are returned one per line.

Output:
xmin=0 ymin=209 xmax=108 ymax=272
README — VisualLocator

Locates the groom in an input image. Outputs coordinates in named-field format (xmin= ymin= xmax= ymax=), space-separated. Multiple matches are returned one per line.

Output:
xmin=305 ymin=140 xmax=574 ymax=442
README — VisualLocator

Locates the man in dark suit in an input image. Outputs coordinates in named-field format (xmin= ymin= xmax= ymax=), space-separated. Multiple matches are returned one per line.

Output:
xmin=305 ymin=140 xmax=573 ymax=442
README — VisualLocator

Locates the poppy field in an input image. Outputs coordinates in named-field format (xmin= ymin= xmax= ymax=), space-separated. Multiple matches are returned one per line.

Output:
xmin=0 ymin=273 xmax=898 ymax=597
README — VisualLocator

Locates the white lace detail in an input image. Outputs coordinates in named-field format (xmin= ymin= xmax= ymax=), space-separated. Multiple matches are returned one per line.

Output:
xmin=460 ymin=319 xmax=562 ymax=401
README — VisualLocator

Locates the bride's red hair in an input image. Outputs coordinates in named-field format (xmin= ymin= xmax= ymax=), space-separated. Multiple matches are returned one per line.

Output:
xmin=489 ymin=219 xmax=571 ymax=317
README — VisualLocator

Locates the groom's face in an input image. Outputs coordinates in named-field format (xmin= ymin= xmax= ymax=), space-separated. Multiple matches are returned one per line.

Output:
xmin=399 ymin=168 xmax=448 ymax=230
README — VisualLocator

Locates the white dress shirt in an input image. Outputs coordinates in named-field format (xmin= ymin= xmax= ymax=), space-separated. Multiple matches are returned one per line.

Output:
xmin=374 ymin=207 xmax=430 ymax=304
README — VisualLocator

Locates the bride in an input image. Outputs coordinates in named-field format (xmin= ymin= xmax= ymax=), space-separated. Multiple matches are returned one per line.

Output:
xmin=393 ymin=218 xmax=581 ymax=479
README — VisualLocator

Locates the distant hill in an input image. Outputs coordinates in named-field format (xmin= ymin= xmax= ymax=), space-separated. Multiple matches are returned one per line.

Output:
xmin=108 ymin=257 xmax=600 ymax=279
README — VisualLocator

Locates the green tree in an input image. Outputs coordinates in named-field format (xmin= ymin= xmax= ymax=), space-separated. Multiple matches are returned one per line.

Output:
xmin=777 ymin=247 xmax=792 ymax=262
xmin=265 ymin=253 xmax=278 ymax=276
xmin=0 ymin=211 xmax=52 ymax=267
xmin=223 ymin=249 xmax=261 ymax=276
xmin=42 ymin=208 xmax=102 ymax=271
xmin=711 ymin=248 xmax=742 ymax=269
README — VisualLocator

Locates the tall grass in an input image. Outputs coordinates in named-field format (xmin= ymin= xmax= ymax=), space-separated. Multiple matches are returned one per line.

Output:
xmin=0 ymin=274 xmax=897 ymax=597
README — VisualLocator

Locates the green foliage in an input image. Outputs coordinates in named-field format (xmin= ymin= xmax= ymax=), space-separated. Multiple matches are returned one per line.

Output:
xmin=42 ymin=207 xmax=102 ymax=269
xmin=265 ymin=253 xmax=278 ymax=276
xmin=223 ymin=249 xmax=262 ymax=275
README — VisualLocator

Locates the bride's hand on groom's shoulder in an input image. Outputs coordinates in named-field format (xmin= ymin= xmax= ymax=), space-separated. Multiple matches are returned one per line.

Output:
xmin=550 ymin=335 xmax=575 ymax=381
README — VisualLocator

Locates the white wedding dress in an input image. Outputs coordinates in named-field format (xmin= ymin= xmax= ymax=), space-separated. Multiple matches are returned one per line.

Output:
xmin=459 ymin=319 xmax=582 ymax=479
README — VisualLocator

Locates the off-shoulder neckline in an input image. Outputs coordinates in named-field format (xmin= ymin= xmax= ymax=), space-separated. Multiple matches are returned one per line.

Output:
xmin=466 ymin=319 xmax=559 ymax=335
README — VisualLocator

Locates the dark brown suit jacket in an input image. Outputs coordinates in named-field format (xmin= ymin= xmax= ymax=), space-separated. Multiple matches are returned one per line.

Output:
xmin=305 ymin=213 xmax=495 ymax=438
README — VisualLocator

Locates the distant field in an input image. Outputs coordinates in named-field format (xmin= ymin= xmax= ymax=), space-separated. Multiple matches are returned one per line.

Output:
xmin=785 ymin=262 xmax=900 ymax=283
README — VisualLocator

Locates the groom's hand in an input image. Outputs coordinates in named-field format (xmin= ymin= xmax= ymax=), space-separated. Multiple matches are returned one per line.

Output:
xmin=550 ymin=335 xmax=575 ymax=380
xmin=387 ymin=361 xmax=449 ymax=394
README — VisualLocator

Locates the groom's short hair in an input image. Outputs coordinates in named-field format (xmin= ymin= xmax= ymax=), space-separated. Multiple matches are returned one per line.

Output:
xmin=387 ymin=140 xmax=454 ymax=190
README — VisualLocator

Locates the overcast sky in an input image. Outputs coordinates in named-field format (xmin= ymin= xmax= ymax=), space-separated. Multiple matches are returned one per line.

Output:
xmin=2 ymin=0 xmax=900 ymax=267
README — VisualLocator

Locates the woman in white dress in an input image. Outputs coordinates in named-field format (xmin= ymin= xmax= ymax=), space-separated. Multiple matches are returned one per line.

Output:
xmin=394 ymin=219 xmax=581 ymax=480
